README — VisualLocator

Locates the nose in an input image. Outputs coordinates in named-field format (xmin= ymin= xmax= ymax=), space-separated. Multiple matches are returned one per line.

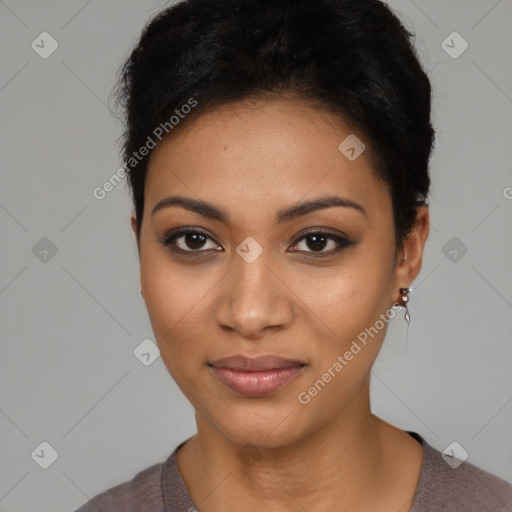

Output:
xmin=213 ymin=251 xmax=295 ymax=340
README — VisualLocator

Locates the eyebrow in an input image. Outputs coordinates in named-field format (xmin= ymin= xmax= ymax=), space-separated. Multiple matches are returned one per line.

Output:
xmin=151 ymin=194 xmax=367 ymax=223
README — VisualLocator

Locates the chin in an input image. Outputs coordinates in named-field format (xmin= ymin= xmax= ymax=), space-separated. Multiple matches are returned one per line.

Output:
xmin=212 ymin=401 xmax=307 ymax=450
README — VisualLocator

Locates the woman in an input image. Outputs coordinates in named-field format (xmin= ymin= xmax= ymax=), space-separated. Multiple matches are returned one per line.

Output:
xmin=76 ymin=0 xmax=512 ymax=510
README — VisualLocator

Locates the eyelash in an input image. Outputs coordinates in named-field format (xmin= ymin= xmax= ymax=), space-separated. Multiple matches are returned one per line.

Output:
xmin=159 ymin=228 xmax=353 ymax=257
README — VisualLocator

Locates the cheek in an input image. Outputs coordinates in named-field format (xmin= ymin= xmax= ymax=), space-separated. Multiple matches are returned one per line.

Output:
xmin=139 ymin=249 xmax=208 ymax=366
xmin=140 ymin=239 xmax=214 ymax=327
xmin=285 ymin=249 xmax=393 ymax=340
xmin=288 ymin=252 xmax=394 ymax=384
xmin=303 ymin=283 xmax=387 ymax=376
xmin=291 ymin=276 xmax=391 ymax=426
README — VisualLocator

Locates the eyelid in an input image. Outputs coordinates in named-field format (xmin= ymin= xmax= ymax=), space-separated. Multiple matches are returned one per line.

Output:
xmin=159 ymin=227 xmax=221 ymax=255
xmin=291 ymin=227 xmax=349 ymax=244
xmin=289 ymin=228 xmax=353 ymax=255
xmin=159 ymin=227 xmax=353 ymax=255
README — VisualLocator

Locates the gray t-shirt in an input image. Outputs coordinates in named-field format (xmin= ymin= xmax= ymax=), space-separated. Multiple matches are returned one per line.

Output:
xmin=74 ymin=432 xmax=512 ymax=511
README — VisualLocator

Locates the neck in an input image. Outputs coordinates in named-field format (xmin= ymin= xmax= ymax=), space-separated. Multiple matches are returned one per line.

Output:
xmin=176 ymin=378 xmax=420 ymax=511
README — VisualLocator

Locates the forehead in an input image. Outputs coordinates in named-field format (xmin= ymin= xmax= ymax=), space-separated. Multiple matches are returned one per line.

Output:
xmin=144 ymin=98 xmax=390 ymax=224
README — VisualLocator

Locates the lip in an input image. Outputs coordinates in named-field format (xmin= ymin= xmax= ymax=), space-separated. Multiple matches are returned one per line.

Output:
xmin=209 ymin=354 xmax=306 ymax=397
xmin=210 ymin=354 xmax=305 ymax=371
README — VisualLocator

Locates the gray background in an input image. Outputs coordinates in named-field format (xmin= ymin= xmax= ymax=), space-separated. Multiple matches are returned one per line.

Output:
xmin=0 ymin=0 xmax=511 ymax=511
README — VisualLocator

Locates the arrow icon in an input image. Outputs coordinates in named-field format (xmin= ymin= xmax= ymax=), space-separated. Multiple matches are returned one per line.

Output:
xmin=31 ymin=32 xmax=59 ymax=59
xmin=442 ymin=236 xmax=467 ymax=263
xmin=442 ymin=441 xmax=468 ymax=468
xmin=31 ymin=441 xmax=58 ymax=468
xmin=32 ymin=237 xmax=58 ymax=262
xmin=236 ymin=237 xmax=263 ymax=263
xmin=134 ymin=339 xmax=160 ymax=366
xmin=441 ymin=32 xmax=468 ymax=59
xmin=338 ymin=134 xmax=365 ymax=161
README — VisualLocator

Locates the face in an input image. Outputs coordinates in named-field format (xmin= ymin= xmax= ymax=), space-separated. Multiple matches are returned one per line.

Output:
xmin=132 ymin=97 xmax=428 ymax=449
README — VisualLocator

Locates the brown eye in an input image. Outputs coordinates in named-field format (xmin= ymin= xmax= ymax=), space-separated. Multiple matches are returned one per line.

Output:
xmin=179 ymin=233 xmax=208 ymax=250
xmin=301 ymin=234 xmax=331 ymax=252
xmin=290 ymin=231 xmax=353 ymax=255
xmin=160 ymin=229 xmax=221 ymax=253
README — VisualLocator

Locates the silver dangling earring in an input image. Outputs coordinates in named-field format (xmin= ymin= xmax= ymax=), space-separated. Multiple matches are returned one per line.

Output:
xmin=394 ymin=287 xmax=412 ymax=324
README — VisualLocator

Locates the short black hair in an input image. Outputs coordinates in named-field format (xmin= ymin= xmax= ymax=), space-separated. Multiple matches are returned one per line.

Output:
xmin=113 ymin=0 xmax=435 ymax=252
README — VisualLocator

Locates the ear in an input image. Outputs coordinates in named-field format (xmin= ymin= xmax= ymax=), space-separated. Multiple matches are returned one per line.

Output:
xmin=392 ymin=206 xmax=430 ymax=301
